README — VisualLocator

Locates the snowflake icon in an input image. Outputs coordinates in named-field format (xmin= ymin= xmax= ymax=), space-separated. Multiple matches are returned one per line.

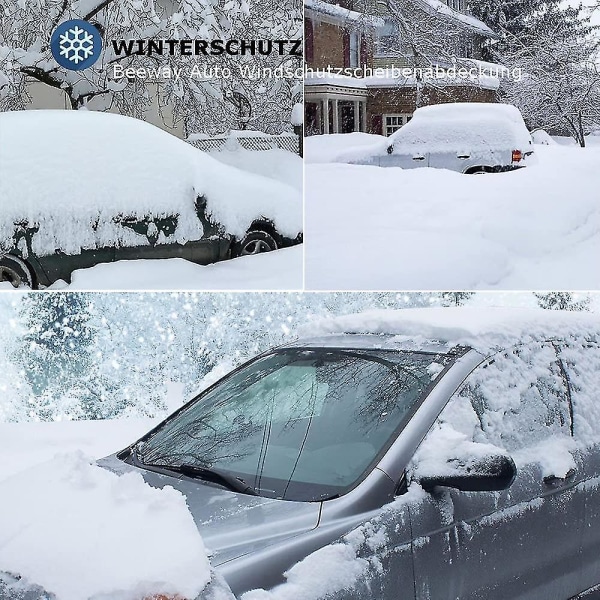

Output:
xmin=51 ymin=20 xmax=102 ymax=71
xmin=59 ymin=25 xmax=95 ymax=65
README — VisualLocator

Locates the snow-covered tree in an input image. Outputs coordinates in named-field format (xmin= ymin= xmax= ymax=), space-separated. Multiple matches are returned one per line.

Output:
xmin=500 ymin=18 xmax=600 ymax=145
xmin=0 ymin=0 xmax=302 ymax=134
xmin=534 ymin=292 xmax=591 ymax=312
xmin=469 ymin=0 xmax=600 ymax=145
xmin=438 ymin=292 xmax=475 ymax=307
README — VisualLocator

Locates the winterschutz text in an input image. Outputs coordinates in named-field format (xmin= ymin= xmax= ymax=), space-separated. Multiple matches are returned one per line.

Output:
xmin=111 ymin=39 xmax=302 ymax=57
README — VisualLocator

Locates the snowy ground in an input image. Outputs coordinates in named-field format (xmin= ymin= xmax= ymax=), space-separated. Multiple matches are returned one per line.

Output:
xmin=305 ymin=134 xmax=600 ymax=290
xmin=42 ymin=246 xmax=303 ymax=291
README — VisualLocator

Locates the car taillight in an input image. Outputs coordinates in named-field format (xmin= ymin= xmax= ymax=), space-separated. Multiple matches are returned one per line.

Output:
xmin=512 ymin=150 xmax=523 ymax=162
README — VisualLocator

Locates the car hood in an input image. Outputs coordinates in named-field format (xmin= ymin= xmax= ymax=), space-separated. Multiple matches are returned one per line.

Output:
xmin=98 ymin=455 xmax=321 ymax=567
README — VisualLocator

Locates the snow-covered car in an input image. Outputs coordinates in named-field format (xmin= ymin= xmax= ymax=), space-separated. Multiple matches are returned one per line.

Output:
xmin=72 ymin=308 xmax=598 ymax=600
xmin=0 ymin=110 xmax=302 ymax=289
xmin=338 ymin=103 xmax=536 ymax=173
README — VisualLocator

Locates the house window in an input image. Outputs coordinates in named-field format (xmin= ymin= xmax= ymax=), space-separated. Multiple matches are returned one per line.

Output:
xmin=447 ymin=0 xmax=464 ymax=11
xmin=457 ymin=34 xmax=474 ymax=58
xmin=383 ymin=113 xmax=412 ymax=136
xmin=349 ymin=32 xmax=360 ymax=67
xmin=376 ymin=19 xmax=398 ymax=55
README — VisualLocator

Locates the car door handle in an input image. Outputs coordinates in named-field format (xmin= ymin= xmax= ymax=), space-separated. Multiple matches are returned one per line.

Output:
xmin=457 ymin=154 xmax=470 ymax=159
xmin=543 ymin=469 xmax=577 ymax=486
xmin=412 ymin=155 xmax=426 ymax=161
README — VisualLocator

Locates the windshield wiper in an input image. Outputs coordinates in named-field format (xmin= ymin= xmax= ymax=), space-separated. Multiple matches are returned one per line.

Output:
xmin=126 ymin=444 xmax=258 ymax=496
xmin=178 ymin=463 xmax=259 ymax=496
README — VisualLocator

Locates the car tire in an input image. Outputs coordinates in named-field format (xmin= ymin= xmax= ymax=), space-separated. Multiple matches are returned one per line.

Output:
xmin=0 ymin=255 xmax=35 ymax=289
xmin=233 ymin=230 xmax=278 ymax=257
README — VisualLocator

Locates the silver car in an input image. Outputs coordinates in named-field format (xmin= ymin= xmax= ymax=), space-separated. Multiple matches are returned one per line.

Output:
xmin=2 ymin=321 xmax=599 ymax=599
xmin=340 ymin=103 xmax=536 ymax=174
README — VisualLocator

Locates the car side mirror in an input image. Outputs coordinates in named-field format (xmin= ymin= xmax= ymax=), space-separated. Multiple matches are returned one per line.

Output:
xmin=420 ymin=452 xmax=517 ymax=493
xmin=387 ymin=144 xmax=393 ymax=155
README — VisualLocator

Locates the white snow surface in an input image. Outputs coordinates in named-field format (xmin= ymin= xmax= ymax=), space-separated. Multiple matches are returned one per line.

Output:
xmin=305 ymin=140 xmax=600 ymax=289
xmin=48 ymin=246 xmax=303 ymax=290
xmin=291 ymin=103 xmax=304 ymax=127
xmin=208 ymin=147 xmax=303 ymax=192
xmin=305 ymin=0 xmax=384 ymax=26
xmin=305 ymin=132 xmax=384 ymax=164
xmin=417 ymin=0 xmax=496 ymax=36
xmin=303 ymin=307 xmax=600 ymax=354
xmin=0 ymin=451 xmax=211 ymax=600
xmin=0 ymin=110 xmax=302 ymax=256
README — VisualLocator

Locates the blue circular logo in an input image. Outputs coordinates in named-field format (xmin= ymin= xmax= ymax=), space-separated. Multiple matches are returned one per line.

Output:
xmin=50 ymin=19 xmax=102 ymax=71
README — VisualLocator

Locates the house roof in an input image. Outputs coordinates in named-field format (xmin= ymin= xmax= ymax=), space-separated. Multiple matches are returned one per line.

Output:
xmin=305 ymin=0 xmax=385 ymax=28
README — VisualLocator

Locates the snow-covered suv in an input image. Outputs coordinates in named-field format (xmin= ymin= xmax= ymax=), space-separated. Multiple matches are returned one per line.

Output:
xmin=0 ymin=110 xmax=302 ymax=288
xmin=338 ymin=103 xmax=536 ymax=173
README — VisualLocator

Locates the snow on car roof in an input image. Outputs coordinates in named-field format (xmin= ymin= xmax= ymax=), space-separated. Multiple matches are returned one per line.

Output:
xmin=386 ymin=102 xmax=532 ymax=153
xmin=301 ymin=308 xmax=600 ymax=356
xmin=0 ymin=110 xmax=301 ymax=256
xmin=411 ymin=102 xmax=524 ymax=121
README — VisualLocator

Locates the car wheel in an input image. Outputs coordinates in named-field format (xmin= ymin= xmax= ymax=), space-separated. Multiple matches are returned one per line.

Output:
xmin=0 ymin=255 xmax=35 ymax=289
xmin=467 ymin=167 xmax=492 ymax=174
xmin=235 ymin=230 xmax=278 ymax=257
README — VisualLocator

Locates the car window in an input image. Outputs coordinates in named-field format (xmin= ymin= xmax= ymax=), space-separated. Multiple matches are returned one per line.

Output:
xmin=418 ymin=343 xmax=572 ymax=460
xmin=136 ymin=348 xmax=453 ymax=501
xmin=556 ymin=340 xmax=600 ymax=445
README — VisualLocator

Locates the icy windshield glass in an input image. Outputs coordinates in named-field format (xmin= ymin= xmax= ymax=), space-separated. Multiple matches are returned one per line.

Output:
xmin=137 ymin=348 xmax=452 ymax=502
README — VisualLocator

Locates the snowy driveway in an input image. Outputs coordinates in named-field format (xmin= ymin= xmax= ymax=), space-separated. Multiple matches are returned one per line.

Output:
xmin=305 ymin=140 xmax=600 ymax=290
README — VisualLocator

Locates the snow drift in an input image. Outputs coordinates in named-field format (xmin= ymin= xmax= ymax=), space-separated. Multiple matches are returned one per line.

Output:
xmin=0 ymin=452 xmax=212 ymax=600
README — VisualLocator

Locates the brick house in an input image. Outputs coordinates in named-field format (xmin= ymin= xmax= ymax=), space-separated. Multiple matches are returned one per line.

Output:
xmin=305 ymin=0 xmax=499 ymax=136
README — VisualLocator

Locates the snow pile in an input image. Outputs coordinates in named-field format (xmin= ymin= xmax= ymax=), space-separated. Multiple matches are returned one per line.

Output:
xmin=303 ymin=307 xmax=600 ymax=354
xmin=0 ymin=110 xmax=302 ymax=257
xmin=241 ymin=519 xmax=393 ymax=600
xmin=208 ymin=147 xmax=302 ymax=192
xmin=305 ymin=141 xmax=600 ymax=289
xmin=48 ymin=246 xmax=303 ymax=290
xmin=290 ymin=104 xmax=303 ymax=127
xmin=305 ymin=132 xmax=384 ymax=164
xmin=0 ymin=452 xmax=211 ymax=600
xmin=242 ymin=544 xmax=368 ymax=600
xmin=411 ymin=424 xmax=509 ymax=478
xmin=531 ymin=129 xmax=557 ymax=145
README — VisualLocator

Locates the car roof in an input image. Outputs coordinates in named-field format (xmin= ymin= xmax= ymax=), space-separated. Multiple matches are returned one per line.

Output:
xmin=296 ymin=308 xmax=599 ymax=358
xmin=282 ymin=334 xmax=456 ymax=355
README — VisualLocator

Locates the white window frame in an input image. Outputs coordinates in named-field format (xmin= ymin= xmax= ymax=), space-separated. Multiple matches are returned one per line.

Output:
xmin=383 ymin=113 xmax=413 ymax=136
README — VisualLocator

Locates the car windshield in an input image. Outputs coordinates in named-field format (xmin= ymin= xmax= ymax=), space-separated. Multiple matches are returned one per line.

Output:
xmin=136 ymin=348 xmax=452 ymax=501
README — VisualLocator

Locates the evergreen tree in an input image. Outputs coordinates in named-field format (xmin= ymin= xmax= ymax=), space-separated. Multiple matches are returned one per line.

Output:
xmin=533 ymin=292 xmax=591 ymax=311
xmin=438 ymin=292 xmax=475 ymax=307
xmin=17 ymin=293 xmax=93 ymax=394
